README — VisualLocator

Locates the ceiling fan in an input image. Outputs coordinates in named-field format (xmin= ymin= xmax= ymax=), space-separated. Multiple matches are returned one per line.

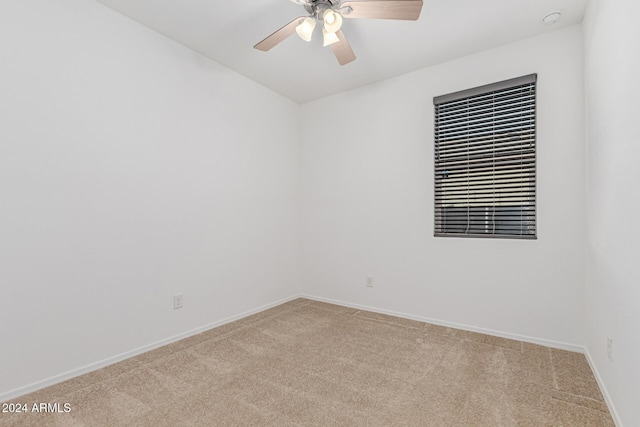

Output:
xmin=254 ymin=0 xmax=423 ymax=65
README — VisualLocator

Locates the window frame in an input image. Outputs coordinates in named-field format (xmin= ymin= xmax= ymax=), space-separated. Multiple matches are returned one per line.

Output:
xmin=433 ymin=74 xmax=537 ymax=240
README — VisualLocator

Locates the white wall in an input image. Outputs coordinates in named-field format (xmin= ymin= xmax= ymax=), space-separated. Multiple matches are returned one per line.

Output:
xmin=583 ymin=0 xmax=640 ymax=425
xmin=0 ymin=0 xmax=300 ymax=399
xmin=301 ymin=26 xmax=586 ymax=348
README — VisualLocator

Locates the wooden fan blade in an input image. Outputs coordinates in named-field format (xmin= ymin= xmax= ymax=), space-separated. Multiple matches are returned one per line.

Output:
xmin=341 ymin=0 xmax=423 ymax=20
xmin=254 ymin=17 xmax=306 ymax=51
xmin=331 ymin=29 xmax=356 ymax=65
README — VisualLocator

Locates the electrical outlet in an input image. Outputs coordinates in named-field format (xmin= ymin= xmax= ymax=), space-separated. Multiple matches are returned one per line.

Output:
xmin=366 ymin=276 xmax=374 ymax=288
xmin=607 ymin=336 xmax=613 ymax=361
xmin=173 ymin=294 xmax=184 ymax=310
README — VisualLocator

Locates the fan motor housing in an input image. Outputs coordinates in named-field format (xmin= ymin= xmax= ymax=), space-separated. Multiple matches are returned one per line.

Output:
xmin=304 ymin=0 xmax=340 ymax=19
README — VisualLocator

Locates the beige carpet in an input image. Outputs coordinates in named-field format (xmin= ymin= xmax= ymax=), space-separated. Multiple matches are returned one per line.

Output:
xmin=1 ymin=298 xmax=614 ymax=426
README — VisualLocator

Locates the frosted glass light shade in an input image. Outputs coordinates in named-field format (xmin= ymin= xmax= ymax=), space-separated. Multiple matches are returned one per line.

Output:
xmin=296 ymin=17 xmax=316 ymax=42
xmin=323 ymin=10 xmax=343 ymax=33
xmin=322 ymin=28 xmax=340 ymax=46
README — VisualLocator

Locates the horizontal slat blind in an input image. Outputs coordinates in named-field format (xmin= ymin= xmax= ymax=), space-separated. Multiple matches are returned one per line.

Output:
xmin=434 ymin=75 xmax=537 ymax=239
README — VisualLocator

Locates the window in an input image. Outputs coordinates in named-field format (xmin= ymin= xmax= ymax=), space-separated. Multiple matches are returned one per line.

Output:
xmin=434 ymin=74 xmax=537 ymax=239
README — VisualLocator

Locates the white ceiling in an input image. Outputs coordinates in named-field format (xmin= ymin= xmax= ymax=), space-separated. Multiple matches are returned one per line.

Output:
xmin=94 ymin=0 xmax=588 ymax=103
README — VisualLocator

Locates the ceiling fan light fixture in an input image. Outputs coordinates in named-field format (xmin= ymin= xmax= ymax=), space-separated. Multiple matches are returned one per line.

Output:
xmin=323 ymin=9 xmax=343 ymax=33
xmin=322 ymin=28 xmax=340 ymax=46
xmin=296 ymin=17 xmax=316 ymax=42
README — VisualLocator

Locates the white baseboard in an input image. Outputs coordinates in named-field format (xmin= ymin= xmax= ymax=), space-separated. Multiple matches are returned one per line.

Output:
xmin=300 ymin=294 xmax=584 ymax=353
xmin=0 ymin=292 xmax=598 ymax=406
xmin=584 ymin=348 xmax=623 ymax=426
xmin=0 ymin=294 xmax=299 ymax=402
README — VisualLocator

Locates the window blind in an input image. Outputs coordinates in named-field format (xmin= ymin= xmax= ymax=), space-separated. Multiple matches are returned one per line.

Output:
xmin=434 ymin=74 xmax=537 ymax=239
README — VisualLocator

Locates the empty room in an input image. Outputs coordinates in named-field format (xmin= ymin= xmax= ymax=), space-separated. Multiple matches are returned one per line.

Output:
xmin=1 ymin=0 xmax=638 ymax=425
